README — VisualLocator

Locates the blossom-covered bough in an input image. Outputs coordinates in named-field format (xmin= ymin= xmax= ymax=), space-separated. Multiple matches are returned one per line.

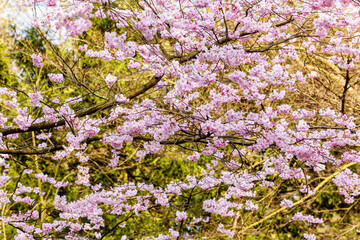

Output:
xmin=2 ymin=0 xmax=360 ymax=239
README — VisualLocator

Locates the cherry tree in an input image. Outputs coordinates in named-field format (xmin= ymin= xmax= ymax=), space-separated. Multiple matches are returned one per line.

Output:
xmin=1 ymin=0 xmax=360 ymax=239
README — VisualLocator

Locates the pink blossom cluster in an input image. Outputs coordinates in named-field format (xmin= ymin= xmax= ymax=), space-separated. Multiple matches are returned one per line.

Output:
xmin=280 ymin=199 xmax=294 ymax=208
xmin=31 ymin=53 xmax=44 ymax=68
xmin=48 ymin=73 xmax=64 ymax=83
xmin=35 ymin=172 xmax=69 ymax=188
xmin=333 ymin=168 xmax=360 ymax=204
xmin=292 ymin=212 xmax=324 ymax=224
xmin=29 ymin=91 xmax=43 ymax=107
xmin=304 ymin=233 xmax=316 ymax=240
xmin=104 ymin=73 xmax=117 ymax=86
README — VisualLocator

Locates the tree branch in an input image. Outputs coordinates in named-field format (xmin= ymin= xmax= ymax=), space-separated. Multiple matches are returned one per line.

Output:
xmin=238 ymin=162 xmax=357 ymax=233
xmin=0 ymin=134 xmax=254 ymax=155
xmin=0 ymin=76 xmax=163 ymax=137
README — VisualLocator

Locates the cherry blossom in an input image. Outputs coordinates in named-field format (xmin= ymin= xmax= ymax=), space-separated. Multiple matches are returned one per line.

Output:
xmin=3 ymin=0 xmax=360 ymax=239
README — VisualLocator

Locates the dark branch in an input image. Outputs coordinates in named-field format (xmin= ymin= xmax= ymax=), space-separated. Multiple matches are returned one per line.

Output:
xmin=0 ymin=76 xmax=163 ymax=137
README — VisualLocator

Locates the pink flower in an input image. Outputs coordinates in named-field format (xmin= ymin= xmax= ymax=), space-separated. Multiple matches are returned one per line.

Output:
xmin=48 ymin=73 xmax=64 ymax=83
xmin=304 ymin=233 xmax=316 ymax=240
xmin=38 ymin=143 xmax=47 ymax=150
xmin=217 ymin=223 xmax=235 ymax=238
xmin=269 ymin=90 xmax=286 ymax=101
xmin=280 ymin=199 xmax=294 ymax=208
xmin=187 ymin=152 xmax=200 ymax=162
xmin=105 ymin=74 xmax=117 ymax=86
xmin=175 ymin=211 xmax=187 ymax=221
xmin=64 ymin=19 xmax=92 ymax=37
xmin=29 ymin=91 xmax=43 ymax=107
xmin=79 ymin=44 xmax=88 ymax=51
xmin=70 ymin=223 xmax=82 ymax=232
xmin=128 ymin=60 xmax=141 ymax=69
xmin=293 ymin=212 xmax=323 ymax=224
xmin=31 ymin=53 xmax=44 ymax=68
